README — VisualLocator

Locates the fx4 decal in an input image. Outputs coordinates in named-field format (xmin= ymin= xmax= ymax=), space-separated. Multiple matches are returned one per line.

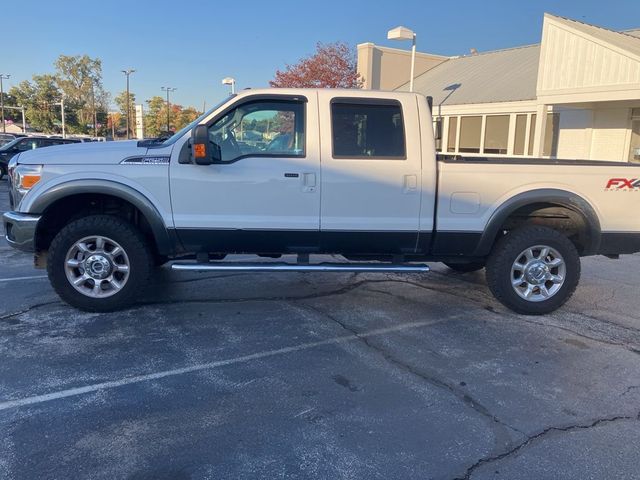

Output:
xmin=605 ymin=178 xmax=640 ymax=190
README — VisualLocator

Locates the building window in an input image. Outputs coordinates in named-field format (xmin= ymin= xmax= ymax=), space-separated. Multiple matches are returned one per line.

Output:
xmin=629 ymin=108 xmax=640 ymax=163
xmin=514 ymin=114 xmax=527 ymax=155
xmin=459 ymin=116 xmax=482 ymax=153
xmin=447 ymin=116 xmax=457 ymax=153
xmin=483 ymin=115 xmax=509 ymax=154
xmin=331 ymin=101 xmax=405 ymax=159
xmin=528 ymin=114 xmax=537 ymax=156
xmin=543 ymin=113 xmax=559 ymax=157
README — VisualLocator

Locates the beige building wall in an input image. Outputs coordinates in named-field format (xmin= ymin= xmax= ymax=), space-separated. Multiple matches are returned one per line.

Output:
xmin=357 ymin=43 xmax=447 ymax=91
xmin=590 ymin=107 xmax=632 ymax=161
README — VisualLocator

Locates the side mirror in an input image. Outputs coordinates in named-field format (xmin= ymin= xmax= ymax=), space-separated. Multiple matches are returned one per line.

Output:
xmin=190 ymin=125 xmax=221 ymax=165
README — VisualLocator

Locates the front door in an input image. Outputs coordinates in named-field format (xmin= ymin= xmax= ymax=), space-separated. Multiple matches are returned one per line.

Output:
xmin=169 ymin=94 xmax=321 ymax=253
xmin=317 ymin=92 xmax=422 ymax=254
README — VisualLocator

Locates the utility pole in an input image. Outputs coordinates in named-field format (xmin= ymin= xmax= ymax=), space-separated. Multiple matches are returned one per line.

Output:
xmin=21 ymin=105 xmax=25 ymax=133
xmin=121 ymin=69 xmax=135 ymax=139
xmin=89 ymin=77 xmax=97 ymax=137
xmin=161 ymin=86 xmax=176 ymax=134
xmin=0 ymin=74 xmax=10 ymax=134
xmin=60 ymin=95 xmax=66 ymax=139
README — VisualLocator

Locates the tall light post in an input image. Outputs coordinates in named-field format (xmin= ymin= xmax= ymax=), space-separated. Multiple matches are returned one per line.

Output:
xmin=0 ymin=74 xmax=10 ymax=133
xmin=161 ymin=86 xmax=176 ymax=134
xmin=88 ymin=76 xmax=98 ymax=137
xmin=387 ymin=26 xmax=416 ymax=92
xmin=121 ymin=69 xmax=135 ymax=139
xmin=222 ymin=77 xmax=236 ymax=95
xmin=54 ymin=95 xmax=66 ymax=138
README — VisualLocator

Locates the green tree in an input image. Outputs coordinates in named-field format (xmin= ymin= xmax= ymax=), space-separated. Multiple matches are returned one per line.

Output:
xmin=54 ymin=54 xmax=109 ymax=134
xmin=144 ymin=96 xmax=166 ymax=138
xmin=175 ymin=105 xmax=200 ymax=131
xmin=114 ymin=91 xmax=136 ymax=137
xmin=9 ymin=75 xmax=61 ymax=133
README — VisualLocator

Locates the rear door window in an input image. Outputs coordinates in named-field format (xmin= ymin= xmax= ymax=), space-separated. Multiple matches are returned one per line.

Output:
xmin=331 ymin=101 xmax=406 ymax=159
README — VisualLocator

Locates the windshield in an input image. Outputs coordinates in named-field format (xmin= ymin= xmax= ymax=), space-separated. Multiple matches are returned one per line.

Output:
xmin=0 ymin=137 xmax=22 ymax=151
xmin=158 ymin=95 xmax=236 ymax=147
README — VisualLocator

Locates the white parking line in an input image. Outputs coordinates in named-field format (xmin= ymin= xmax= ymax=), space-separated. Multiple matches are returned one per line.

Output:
xmin=0 ymin=320 xmax=437 ymax=412
xmin=0 ymin=275 xmax=48 ymax=283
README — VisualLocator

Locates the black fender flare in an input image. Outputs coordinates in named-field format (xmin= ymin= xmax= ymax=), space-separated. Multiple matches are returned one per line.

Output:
xmin=26 ymin=179 xmax=175 ymax=255
xmin=474 ymin=188 xmax=601 ymax=256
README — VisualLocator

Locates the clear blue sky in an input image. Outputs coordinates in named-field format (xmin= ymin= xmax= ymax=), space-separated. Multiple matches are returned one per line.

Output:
xmin=3 ymin=0 xmax=640 ymax=110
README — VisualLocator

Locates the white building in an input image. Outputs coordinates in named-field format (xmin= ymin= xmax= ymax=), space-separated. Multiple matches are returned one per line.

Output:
xmin=358 ymin=14 xmax=640 ymax=162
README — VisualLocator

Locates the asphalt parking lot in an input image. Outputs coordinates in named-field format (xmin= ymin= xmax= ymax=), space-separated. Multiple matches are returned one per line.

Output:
xmin=0 ymin=179 xmax=639 ymax=480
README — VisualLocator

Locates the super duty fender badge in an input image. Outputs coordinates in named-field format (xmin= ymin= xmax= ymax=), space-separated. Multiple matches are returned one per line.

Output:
xmin=605 ymin=178 xmax=640 ymax=190
xmin=121 ymin=155 xmax=170 ymax=165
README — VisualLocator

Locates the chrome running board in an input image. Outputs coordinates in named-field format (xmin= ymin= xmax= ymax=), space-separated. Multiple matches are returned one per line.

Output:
xmin=171 ymin=262 xmax=429 ymax=273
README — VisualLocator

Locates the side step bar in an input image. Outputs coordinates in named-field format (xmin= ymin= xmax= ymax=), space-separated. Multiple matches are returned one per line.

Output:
xmin=171 ymin=262 xmax=429 ymax=273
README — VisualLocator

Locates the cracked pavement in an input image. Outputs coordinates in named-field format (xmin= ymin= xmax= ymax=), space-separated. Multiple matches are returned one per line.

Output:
xmin=1 ymin=180 xmax=640 ymax=479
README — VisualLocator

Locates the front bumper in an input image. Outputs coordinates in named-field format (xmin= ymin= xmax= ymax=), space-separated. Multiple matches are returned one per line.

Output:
xmin=2 ymin=211 xmax=41 ymax=252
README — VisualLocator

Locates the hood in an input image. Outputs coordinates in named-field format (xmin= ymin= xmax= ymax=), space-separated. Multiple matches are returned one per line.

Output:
xmin=16 ymin=140 xmax=149 ymax=165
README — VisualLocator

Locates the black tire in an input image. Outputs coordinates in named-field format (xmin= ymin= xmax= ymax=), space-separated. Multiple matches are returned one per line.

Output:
xmin=444 ymin=261 xmax=485 ymax=273
xmin=47 ymin=215 xmax=153 ymax=312
xmin=485 ymin=226 xmax=580 ymax=315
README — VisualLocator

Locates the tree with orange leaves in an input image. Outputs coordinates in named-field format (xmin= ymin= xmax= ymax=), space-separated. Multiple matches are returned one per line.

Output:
xmin=270 ymin=42 xmax=362 ymax=89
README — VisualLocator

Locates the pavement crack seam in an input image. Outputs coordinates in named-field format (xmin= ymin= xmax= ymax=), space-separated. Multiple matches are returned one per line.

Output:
xmin=452 ymin=412 xmax=640 ymax=480
xmin=298 ymin=303 xmax=526 ymax=442
xmin=0 ymin=301 xmax=61 ymax=322
xmin=621 ymin=385 xmax=640 ymax=397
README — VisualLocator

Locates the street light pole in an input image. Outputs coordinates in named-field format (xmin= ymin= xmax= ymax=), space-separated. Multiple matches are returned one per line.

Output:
xmin=121 ymin=69 xmax=135 ymax=139
xmin=387 ymin=26 xmax=417 ymax=92
xmin=89 ymin=77 xmax=97 ymax=137
xmin=60 ymin=95 xmax=66 ymax=139
xmin=0 ymin=74 xmax=10 ymax=134
xmin=161 ymin=86 xmax=177 ymax=134
xmin=222 ymin=77 xmax=236 ymax=95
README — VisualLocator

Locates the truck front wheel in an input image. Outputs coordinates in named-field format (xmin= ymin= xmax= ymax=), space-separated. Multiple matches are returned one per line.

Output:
xmin=485 ymin=226 xmax=580 ymax=315
xmin=47 ymin=215 xmax=152 ymax=312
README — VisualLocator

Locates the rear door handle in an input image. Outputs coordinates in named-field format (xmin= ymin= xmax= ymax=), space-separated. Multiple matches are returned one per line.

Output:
xmin=284 ymin=173 xmax=299 ymax=178
xmin=403 ymin=174 xmax=418 ymax=193
xmin=303 ymin=173 xmax=316 ymax=192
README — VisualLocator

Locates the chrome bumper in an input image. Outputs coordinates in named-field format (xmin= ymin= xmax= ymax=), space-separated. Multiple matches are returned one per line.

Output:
xmin=2 ymin=211 xmax=41 ymax=252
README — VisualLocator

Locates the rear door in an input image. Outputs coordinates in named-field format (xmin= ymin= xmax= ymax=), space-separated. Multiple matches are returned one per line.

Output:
xmin=317 ymin=92 xmax=422 ymax=254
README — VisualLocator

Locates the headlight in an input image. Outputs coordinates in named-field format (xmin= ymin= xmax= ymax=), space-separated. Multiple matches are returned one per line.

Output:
xmin=14 ymin=164 xmax=43 ymax=192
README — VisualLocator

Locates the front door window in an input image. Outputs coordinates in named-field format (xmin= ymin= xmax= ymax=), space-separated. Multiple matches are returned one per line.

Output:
xmin=208 ymin=100 xmax=305 ymax=162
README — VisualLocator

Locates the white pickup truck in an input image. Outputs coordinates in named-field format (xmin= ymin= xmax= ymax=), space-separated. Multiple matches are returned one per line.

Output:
xmin=3 ymin=88 xmax=640 ymax=314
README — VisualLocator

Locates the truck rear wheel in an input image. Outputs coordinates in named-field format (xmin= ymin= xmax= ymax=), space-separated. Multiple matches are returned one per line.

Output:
xmin=47 ymin=215 xmax=152 ymax=312
xmin=485 ymin=226 xmax=580 ymax=315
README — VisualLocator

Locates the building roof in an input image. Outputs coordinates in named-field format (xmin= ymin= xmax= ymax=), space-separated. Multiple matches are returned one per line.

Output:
xmin=398 ymin=14 xmax=640 ymax=106
xmin=398 ymin=45 xmax=540 ymax=105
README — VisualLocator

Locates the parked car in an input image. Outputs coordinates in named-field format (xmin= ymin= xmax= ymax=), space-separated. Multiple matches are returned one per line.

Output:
xmin=3 ymin=88 xmax=640 ymax=313
xmin=0 ymin=133 xmax=18 ymax=147
xmin=0 ymin=136 xmax=80 ymax=179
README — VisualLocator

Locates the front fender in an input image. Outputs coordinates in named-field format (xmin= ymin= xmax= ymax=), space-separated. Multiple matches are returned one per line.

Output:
xmin=24 ymin=178 xmax=175 ymax=255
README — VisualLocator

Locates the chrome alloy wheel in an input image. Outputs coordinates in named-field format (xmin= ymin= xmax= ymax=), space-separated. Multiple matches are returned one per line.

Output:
xmin=64 ymin=235 xmax=130 ymax=298
xmin=510 ymin=245 xmax=566 ymax=302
